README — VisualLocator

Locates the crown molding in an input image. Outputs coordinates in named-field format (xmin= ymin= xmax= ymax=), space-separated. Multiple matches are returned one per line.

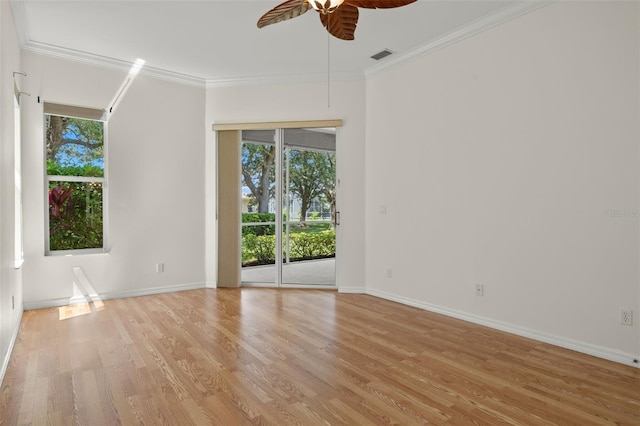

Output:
xmin=22 ymin=41 xmax=206 ymax=87
xmin=10 ymin=0 xmax=554 ymax=89
xmin=19 ymin=38 xmax=362 ymax=89
xmin=206 ymin=70 xmax=364 ymax=88
xmin=365 ymin=0 xmax=555 ymax=78
xmin=9 ymin=0 xmax=205 ymax=86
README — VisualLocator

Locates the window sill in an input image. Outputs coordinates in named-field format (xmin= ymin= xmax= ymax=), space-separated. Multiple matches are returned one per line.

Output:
xmin=46 ymin=248 xmax=110 ymax=257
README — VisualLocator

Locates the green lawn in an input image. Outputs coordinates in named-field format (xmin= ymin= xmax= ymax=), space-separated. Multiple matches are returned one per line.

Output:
xmin=286 ymin=221 xmax=331 ymax=235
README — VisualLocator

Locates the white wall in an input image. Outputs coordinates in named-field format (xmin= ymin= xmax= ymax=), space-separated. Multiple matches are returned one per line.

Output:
xmin=6 ymin=0 xmax=636 ymax=370
xmin=205 ymin=80 xmax=366 ymax=291
xmin=0 ymin=0 xmax=24 ymax=381
xmin=20 ymin=53 xmax=206 ymax=307
xmin=365 ymin=1 xmax=640 ymax=364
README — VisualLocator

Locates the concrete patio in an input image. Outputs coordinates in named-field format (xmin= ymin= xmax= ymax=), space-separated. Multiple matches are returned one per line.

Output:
xmin=241 ymin=258 xmax=335 ymax=286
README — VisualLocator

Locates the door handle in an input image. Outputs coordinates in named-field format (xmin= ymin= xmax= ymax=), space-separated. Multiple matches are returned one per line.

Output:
xmin=334 ymin=211 xmax=340 ymax=226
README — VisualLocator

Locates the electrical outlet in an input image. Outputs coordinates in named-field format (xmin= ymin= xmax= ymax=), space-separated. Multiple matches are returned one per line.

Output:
xmin=620 ymin=309 xmax=633 ymax=326
xmin=156 ymin=263 xmax=165 ymax=273
xmin=475 ymin=284 xmax=484 ymax=296
xmin=386 ymin=268 xmax=392 ymax=278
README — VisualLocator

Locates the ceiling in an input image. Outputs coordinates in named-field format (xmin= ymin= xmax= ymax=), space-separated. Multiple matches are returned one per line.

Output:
xmin=10 ymin=0 xmax=538 ymax=86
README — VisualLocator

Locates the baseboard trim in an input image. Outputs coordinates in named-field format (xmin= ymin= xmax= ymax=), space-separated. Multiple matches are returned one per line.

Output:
xmin=0 ymin=309 xmax=23 ymax=386
xmin=23 ymin=297 xmax=71 ymax=310
xmin=338 ymin=286 xmax=366 ymax=294
xmin=366 ymin=288 xmax=640 ymax=369
xmin=23 ymin=282 xmax=206 ymax=311
xmin=22 ymin=284 xmax=638 ymax=368
xmin=100 ymin=282 xmax=206 ymax=301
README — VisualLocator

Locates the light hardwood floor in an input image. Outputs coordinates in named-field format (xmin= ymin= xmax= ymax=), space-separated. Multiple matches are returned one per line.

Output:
xmin=0 ymin=289 xmax=638 ymax=425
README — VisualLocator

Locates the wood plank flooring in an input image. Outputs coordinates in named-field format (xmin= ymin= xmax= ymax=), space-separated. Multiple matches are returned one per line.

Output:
xmin=0 ymin=289 xmax=638 ymax=425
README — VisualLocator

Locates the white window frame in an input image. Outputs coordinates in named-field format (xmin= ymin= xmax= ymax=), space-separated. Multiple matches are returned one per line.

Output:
xmin=14 ymin=84 xmax=24 ymax=268
xmin=44 ymin=103 xmax=109 ymax=256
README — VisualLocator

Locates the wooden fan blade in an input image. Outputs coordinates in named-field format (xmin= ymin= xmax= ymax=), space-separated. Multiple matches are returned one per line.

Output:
xmin=320 ymin=3 xmax=359 ymax=40
xmin=344 ymin=0 xmax=417 ymax=9
xmin=257 ymin=0 xmax=312 ymax=28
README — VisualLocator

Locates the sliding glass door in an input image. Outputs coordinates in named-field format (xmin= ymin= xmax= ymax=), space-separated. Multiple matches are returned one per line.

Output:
xmin=281 ymin=129 xmax=336 ymax=285
xmin=240 ymin=130 xmax=277 ymax=285
xmin=240 ymin=128 xmax=336 ymax=287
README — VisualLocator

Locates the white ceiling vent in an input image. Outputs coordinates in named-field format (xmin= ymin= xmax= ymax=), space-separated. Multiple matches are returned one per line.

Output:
xmin=371 ymin=49 xmax=394 ymax=61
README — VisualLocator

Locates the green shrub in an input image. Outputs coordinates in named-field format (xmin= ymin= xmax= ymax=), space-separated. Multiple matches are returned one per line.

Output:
xmin=289 ymin=230 xmax=335 ymax=259
xmin=49 ymin=182 xmax=103 ymax=251
xmin=242 ymin=213 xmax=275 ymax=236
xmin=242 ymin=229 xmax=335 ymax=267
xmin=47 ymin=159 xmax=104 ymax=178
xmin=243 ymin=234 xmax=276 ymax=264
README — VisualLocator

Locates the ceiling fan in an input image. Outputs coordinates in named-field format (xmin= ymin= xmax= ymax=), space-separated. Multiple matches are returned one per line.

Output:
xmin=257 ymin=0 xmax=417 ymax=41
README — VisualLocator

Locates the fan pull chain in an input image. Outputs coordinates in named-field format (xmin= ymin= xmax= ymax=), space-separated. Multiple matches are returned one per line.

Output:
xmin=327 ymin=13 xmax=331 ymax=108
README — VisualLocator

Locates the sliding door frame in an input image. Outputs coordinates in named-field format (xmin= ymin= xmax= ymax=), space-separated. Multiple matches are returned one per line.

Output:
xmin=214 ymin=120 xmax=342 ymax=288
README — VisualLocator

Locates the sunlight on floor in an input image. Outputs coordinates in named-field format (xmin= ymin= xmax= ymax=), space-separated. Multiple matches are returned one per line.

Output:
xmin=60 ymin=265 xmax=106 ymax=320
xmin=58 ymin=303 xmax=91 ymax=320
xmin=58 ymin=299 xmax=106 ymax=320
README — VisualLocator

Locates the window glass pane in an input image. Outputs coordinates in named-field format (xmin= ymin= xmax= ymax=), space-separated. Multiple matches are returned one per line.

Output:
xmin=241 ymin=133 xmax=277 ymax=285
xmin=15 ymin=95 xmax=23 ymax=267
xmin=282 ymin=129 xmax=336 ymax=286
xmin=48 ymin=181 xmax=103 ymax=251
xmin=45 ymin=114 xmax=104 ymax=177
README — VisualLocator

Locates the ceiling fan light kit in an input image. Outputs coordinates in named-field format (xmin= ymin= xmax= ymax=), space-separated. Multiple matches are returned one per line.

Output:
xmin=258 ymin=0 xmax=417 ymax=40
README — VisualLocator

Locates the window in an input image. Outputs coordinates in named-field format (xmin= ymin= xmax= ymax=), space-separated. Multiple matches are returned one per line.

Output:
xmin=44 ymin=103 xmax=107 ymax=254
xmin=14 ymin=87 xmax=23 ymax=268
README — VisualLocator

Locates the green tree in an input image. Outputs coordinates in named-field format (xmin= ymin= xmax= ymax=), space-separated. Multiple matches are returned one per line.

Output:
xmin=321 ymin=153 xmax=336 ymax=229
xmin=242 ymin=143 xmax=275 ymax=213
xmin=46 ymin=115 xmax=104 ymax=172
xmin=288 ymin=149 xmax=335 ymax=225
